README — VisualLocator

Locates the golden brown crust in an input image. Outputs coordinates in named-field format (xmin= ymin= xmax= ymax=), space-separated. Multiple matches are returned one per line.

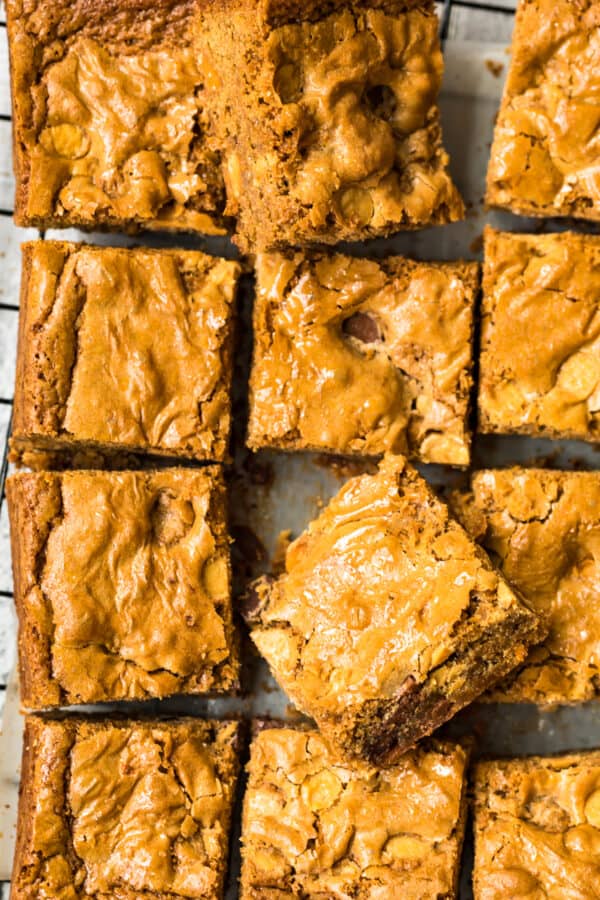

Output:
xmin=473 ymin=750 xmax=600 ymax=899
xmin=11 ymin=241 xmax=240 ymax=465
xmin=248 ymin=252 xmax=479 ymax=466
xmin=478 ymin=227 xmax=600 ymax=441
xmin=11 ymin=715 xmax=243 ymax=900
xmin=486 ymin=0 xmax=600 ymax=221
xmin=6 ymin=468 xmax=240 ymax=708
xmin=6 ymin=0 xmax=228 ymax=232
xmin=198 ymin=1 xmax=464 ymax=251
xmin=240 ymin=727 xmax=468 ymax=899
xmin=242 ymin=455 xmax=543 ymax=764
xmin=451 ymin=468 xmax=600 ymax=706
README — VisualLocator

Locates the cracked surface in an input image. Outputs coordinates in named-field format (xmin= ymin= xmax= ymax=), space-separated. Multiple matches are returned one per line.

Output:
xmin=241 ymin=728 xmax=468 ymax=899
xmin=478 ymin=228 xmax=600 ymax=441
xmin=6 ymin=468 xmax=239 ymax=707
xmin=11 ymin=242 xmax=240 ymax=465
xmin=474 ymin=751 xmax=600 ymax=900
xmin=451 ymin=468 xmax=600 ymax=706
xmin=198 ymin=0 xmax=464 ymax=251
xmin=12 ymin=716 xmax=241 ymax=900
xmin=248 ymin=252 xmax=478 ymax=466
xmin=486 ymin=0 xmax=600 ymax=221
xmin=242 ymin=455 xmax=542 ymax=763
xmin=6 ymin=0 xmax=228 ymax=232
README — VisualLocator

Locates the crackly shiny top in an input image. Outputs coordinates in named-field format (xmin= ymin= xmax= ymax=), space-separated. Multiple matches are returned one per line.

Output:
xmin=486 ymin=0 xmax=600 ymax=220
xmin=241 ymin=728 xmax=467 ymax=899
xmin=479 ymin=229 xmax=600 ymax=441
xmin=212 ymin=2 xmax=463 ymax=248
xmin=474 ymin=752 xmax=600 ymax=900
xmin=25 ymin=468 xmax=236 ymax=703
xmin=248 ymin=455 xmax=520 ymax=727
xmin=248 ymin=253 xmax=477 ymax=466
xmin=453 ymin=468 xmax=600 ymax=706
xmin=9 ymin=0 xmax=226 ymax=231
xmin=15 ymin=242 xmax=239 ymax=461
xmin=16 ymin=717 xmax=239 ymax=899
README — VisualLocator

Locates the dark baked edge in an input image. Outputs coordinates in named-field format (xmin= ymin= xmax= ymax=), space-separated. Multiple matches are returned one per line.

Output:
xmin=328 ymin=600 xmax=544 ymax=765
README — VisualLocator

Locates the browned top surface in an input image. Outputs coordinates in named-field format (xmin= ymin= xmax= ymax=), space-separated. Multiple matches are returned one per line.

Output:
xmin=6 ymin=468 xmax=238 ymax=705
xmin=474 ymin=750 xmax=600 ymax=899
xmin=248 ymin=252 xmax=478 ymax=466
xmin=486 ymin=0 xmax=600 ymax=220
xmin=479 ymin=228 xmax=600 ymax=441
xmin=14 ymin=242 xmax=239 ymax=462
xmin=241 ymin=727 xmax=467 ymax=899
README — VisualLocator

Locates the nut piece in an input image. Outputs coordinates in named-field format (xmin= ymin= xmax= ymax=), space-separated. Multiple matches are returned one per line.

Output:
xmin=300 ymin=769 xmax=343 ymax=811
xmin=336 ymin=186 xmax=374 ymax=227
xmin=40 ymin=124 xmax=90 ymax=159
xmin=385 ymin=835 xmax=428 ymax=860
xmin=584 ymin=789 xmax=600 ymax=828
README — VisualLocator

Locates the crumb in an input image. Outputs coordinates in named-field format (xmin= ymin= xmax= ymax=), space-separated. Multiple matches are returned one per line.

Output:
xmin=314 ymin=454 xmax=378 ymax=479
xmin=244 ymin=454 xmax=275 ymax=487
xmin=231 ymin=525 xmax=267 ymax=566
xmin=470 ymin=234 xmax=484 ymax=254
xmin=485 ymin=59 xmax=504 ymax=78
xmin=271 ymin=529 xmax=292 ymax=576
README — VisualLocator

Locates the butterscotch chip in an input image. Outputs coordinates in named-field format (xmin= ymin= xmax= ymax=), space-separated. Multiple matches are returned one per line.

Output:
xmin=11 ymin=716 xmax=242 ymax=900
xmin=248 ymin=252 xmax=479 ymax=466
xmin=241 ymin=455 xmax=543 ymax=764
xmin=486 ymin=0 xmax=600 ymax=221
xmin=241 ymin=727 xmax=468 ymax=900
xmin=197 ymin=0 xmax=464 ymax=251
xmin=451 ymin=468 xmax=600 ymax=707
xmin=473 ymin=751 xmax=600 ymax=899
xmin=6 ymin=468 xmax=240 ymax=707
xmin=6 ymin=0 xmax=228 ymax=233
xmin=478 ymin=228 xmax=600 ymax=442
xmin=10 ymin=242 xmax=240 ymax=466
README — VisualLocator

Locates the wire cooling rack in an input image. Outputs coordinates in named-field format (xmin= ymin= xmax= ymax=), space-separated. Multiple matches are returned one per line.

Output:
xmin=0 ymin=0 xmax=518 ymax=895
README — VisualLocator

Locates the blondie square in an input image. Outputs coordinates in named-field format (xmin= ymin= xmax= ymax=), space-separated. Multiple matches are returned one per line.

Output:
xmin=198 ymin=0 xmax=464 ymax=251
xmin=473 ymin=751 xmax=600 ymax=899
xmin=478 ymin=228 xmax=600 ymax=441
xmin=452 ymin=468 xmax=600 ymax=706
xmin=241 ymin=455 xmax=543 ymax=764
xmin=6 ymin=0 xmax=228 ymax=233
xmin=11 ymin=716 xmax=242 ymax=900
xmin=486 ymin=0 xmax=600 ymax=221
xmin=248 ymin=252 xmax=479 ymax=466
xmin=10 ymin=242 xmax=240 ymax=467
xmin=241 ymin=727 xmax=468 ymax=900
xmin=6 ymin=468 xmax=240 ymax=707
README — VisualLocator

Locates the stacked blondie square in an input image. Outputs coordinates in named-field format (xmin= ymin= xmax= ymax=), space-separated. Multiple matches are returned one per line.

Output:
xmin=3 ymin=0 xmax=600 ymax=897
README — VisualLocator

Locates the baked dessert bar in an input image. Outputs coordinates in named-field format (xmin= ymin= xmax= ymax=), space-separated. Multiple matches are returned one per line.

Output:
xmin=478 ymin=228 xmax=600 ymax=441
xmin=473 ymin=751 xmax=600 ymax=899
xmin=486 ymin=0 xmax=600 ymax=221
xmin=248 ymin=252 xmax=479 ymax=466
xmin=241 ymin=455 xmax=543 ymax=764
xmin=10 ymin=241 xmax=240 ymax=467
xmin=11 ymin=716 xmax=242 ymax=900
xmin=6 ymin=467 xmax=240 ymax=707
xmin=452 ymin=468 xmax=600 ymax=707
xmin=198 ymin=0 xmax=464 ymax=251
xmin=6 ymin=0 xmax=228 ymax=233
xmin=241 ymin=726 xmax=468 ymax=899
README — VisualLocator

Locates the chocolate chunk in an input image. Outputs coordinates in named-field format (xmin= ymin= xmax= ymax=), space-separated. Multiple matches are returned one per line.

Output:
xmin=342 ymin=311 xmax=381 ymax=343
